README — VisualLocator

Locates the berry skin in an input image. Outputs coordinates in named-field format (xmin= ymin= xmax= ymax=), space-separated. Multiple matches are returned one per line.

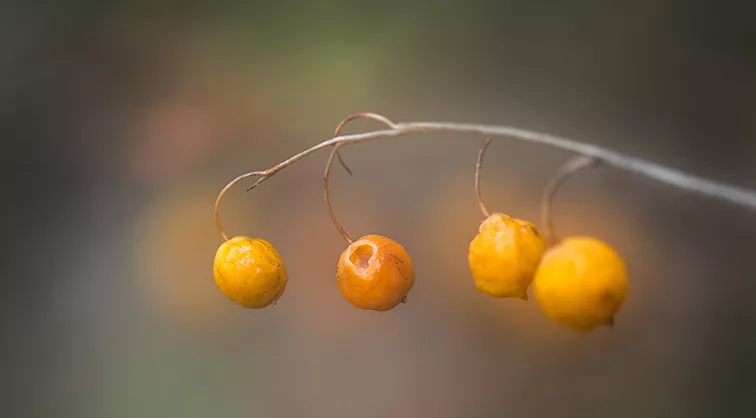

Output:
xmin=213 ymin=236 xmax=287 ymax=308
xmin=533 ymin=237 xmax=629 ymax=331
xmin=337 ymin=235 xmax=415 ymax=311
xmin=468 ymin=213 xmax=547 ymax=300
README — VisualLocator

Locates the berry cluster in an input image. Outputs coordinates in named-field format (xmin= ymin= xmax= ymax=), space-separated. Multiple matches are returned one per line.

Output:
xmin=467 ymin=212 xmax=628 ymax=331
xmin=211 ymin=113 xmax=632 ymax=332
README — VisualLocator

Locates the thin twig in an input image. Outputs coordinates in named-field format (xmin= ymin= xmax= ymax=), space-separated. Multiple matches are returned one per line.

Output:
xmin=323 ymin=144 xmax=353 ymax=244
xmin=215 ymin=116 xmax=756 ymax=241
xmin=330 ymin=112 xmax=398 ymax=177
xmin=336 ymin=152 xmax=353 ymax=176
xmin=475 ymin=138 xmax=493 ymax=218
xmin=215 ymin=170 xmax=265 ymax=241
xmin=322 ymin=112 xmax=400 ymax=243
xmin=541 ymin=156 xmax=599 ymax=245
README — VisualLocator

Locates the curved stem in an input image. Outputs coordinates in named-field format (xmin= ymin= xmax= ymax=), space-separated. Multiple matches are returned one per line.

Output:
xmin=541 ymin=156 xmax=599 ymax=245
xmin=332 ymin=112 xmax=398 ymax=176
xmin=215 ymin=116 xmax=756 ymax=241
xmin=323 ymin=144 xmax=353 ymax=244
xmin=322 ymin=112 xmax=400 ymax=244
xmin=215 ymin=170 xmax=265 ymax=241
xmin=400 ymin=122 xmax=756 ymax=209
xmin=474 ymin=137 xmax=493 ymax=218
xmin=333 ymin=112 xmax=399 ymax=132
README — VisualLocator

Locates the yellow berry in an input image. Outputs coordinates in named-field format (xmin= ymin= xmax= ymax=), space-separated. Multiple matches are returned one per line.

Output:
xmin=337 ymin=235 xmax=414 ymax=311
xmin=534 ymin=237 xmax=629 ymax=331
xmin=468 ymin=213 xmax=547 ymax=300
xmin=213 ymin=236 xmax=287 ymax=308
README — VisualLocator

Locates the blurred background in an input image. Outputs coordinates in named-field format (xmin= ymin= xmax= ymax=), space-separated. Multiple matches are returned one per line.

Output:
xmin=3 ymin=1 xmax=756 ymax=417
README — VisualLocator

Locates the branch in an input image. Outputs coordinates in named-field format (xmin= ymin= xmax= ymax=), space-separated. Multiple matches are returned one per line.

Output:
xmin=540 ymin=155 xmax=599 ymax=245
xmin=474 ymin=137 xmax=493 ymax=219
xmin=215 ymin=118 xmax=756 ymax=240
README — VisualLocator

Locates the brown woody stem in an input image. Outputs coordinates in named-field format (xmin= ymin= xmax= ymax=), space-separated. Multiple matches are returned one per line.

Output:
xmin=540 ymin=156 xmax=599 ymax=245
xmin=215 ymin=114 xmax=756 ymax=241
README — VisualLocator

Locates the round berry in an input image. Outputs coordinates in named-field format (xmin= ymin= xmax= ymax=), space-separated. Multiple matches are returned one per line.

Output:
xmin=534 ymin=237 xmax=629 ymax=331
xmin=337 ymin=235 xmax=414 ymax=311
xmin=213 ymin=236 xmax=287 ymax=308
xmin=468 ymin=213 xmax=547 ymax=300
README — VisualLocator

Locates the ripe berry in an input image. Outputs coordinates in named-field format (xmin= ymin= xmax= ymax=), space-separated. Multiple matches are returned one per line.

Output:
xmin=213 ymin=236 xmax=287 ymax=308
xmin=337 ymin=235 xmax=414 ymax=311
xmin=468 ymin=213 xmax=547 ymax=300
xmin=533 ymin=237 xmax=629 ymax=331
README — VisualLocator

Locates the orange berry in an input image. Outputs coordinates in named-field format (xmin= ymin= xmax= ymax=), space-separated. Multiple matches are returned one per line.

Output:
xmin=468 ymin=213 xmax=547 ymax=300
xmin=213 ymin=236 xmax=287 ymax=308
xmin=534 ymin=237 xmax=629 ymax=331
xmin=336 ymin=235 xmax=415 ymax=311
